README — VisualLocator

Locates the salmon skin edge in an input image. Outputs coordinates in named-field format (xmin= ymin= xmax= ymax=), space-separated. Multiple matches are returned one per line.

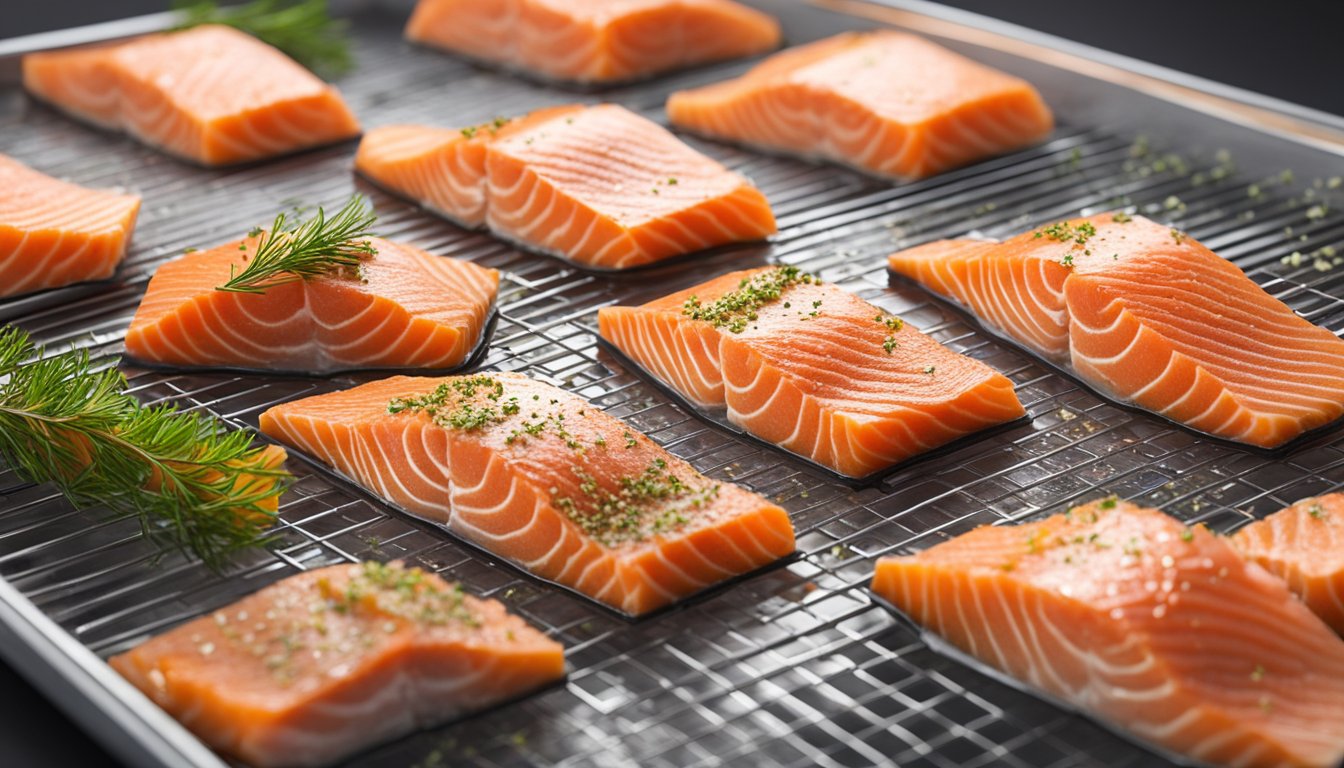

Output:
xmin=593 ymin=334 xmax=1031 ymax=487
xmin=120 ymin=306 xmax=499 ymax=378
xmin=273 ymin=415 xmax=800 ymax=621
xmin=884 ymin=265 xmax=1344 ymax=455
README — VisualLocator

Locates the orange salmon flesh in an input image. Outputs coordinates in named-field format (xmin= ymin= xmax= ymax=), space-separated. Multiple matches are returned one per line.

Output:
xmin=260 ymin=373 xmax=797 ymax=615
xmin=23 ymin=25 xmax=361 ymax=166
xmin=0 ymin=153 xmax=140 ymax=298
xmin=1233 ymin=494 xmax=1344 ymax=636
xmin=125 ymin=237 xmax=498 ymax=373
xmin=405 ymin=0 xmax=780 ymax=84
xmin=888 ymin=212 xmax=1344 ymax=447
xmin=872 ymin=499 xmax=1344 ymax=768
xmin=598 ymin=267 xmax=1025 ymax=477
xmin=666 ymin=30 xmax=1054 ymax=180
xmin=355 ymin=104 xmax=777 ymax=269
xmin=111 ymin=562 xmax=564 ymax=768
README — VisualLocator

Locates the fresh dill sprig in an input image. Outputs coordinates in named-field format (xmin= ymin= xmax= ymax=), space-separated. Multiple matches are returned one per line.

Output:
xmin=173 ymin=0 xmax=355 ymax=77
xmin=216 ymin=195 xmax=378 ymax=294
xmin=0 ymin=326 xmax=290 ymax=569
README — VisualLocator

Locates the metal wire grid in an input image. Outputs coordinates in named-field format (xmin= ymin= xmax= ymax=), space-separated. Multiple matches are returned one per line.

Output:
xmin=0 ymin=9 xmax=1342 ymax=768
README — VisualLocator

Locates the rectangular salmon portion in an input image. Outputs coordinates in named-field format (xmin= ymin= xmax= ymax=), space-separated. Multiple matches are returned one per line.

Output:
xmin=667 ymin=31 xmax=1054 ymax=180
xmin=1233 ymin=494 xmax=1344 ymax=635
xmin=598 ymin=267 xmax=1025 ymax=478
xmin=125 ymin=237 xmax=498 ymax=373
xmin=24 ymin=25 xmax=360 ymax=166
xmin=111 ymin=561 xmax=564 ymax=768
xmin=888 ymin=212 xmax=1344 ymax=447
xmin=405 ymin=0 xmax=780 ymax=84
xmin=0 ymin=153 xmax=140 ymax=298
xmin=872 ymin=499 xmax=1344 ymax=768
xmin=355 ymin=104 xmax=777 ymax=269
xmin=259 ymin=373 xmax=796 ymax=615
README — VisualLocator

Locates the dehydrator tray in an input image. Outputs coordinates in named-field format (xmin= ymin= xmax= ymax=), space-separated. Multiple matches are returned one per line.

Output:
xmin=1 ymin=1 xmax=1343 ymax=767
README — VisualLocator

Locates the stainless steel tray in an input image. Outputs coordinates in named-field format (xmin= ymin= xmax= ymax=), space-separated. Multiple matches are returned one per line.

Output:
xmin=1 ymin=2 xmax=1342 ymax=767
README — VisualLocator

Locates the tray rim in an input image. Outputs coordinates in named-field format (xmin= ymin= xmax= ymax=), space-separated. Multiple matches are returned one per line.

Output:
xmin=0 ymin=2 xmax=1341 ymax=767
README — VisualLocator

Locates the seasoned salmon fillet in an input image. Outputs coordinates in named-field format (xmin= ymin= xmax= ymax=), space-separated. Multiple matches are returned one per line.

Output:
xmin=0 ymin=153 xmax=140 ymax=298
xmin=23 ymin=25 xmax=360 ymax=166
xmin=356 ymin=104 xmax=776 ymax=269
xmin=666 ymin=30 xmax=1054 ymax=180
xmin=405 ymin=0 xmax=780 ymax=84
xmin=888 ymin=213 xmax=1344 ymax=447
xmin=125 ymin=237 xmax=498 ymax=373
xmin=872 ymin=499 xmax=1344 ymax=768
xmin=111 ymin=561 xmax=564 ymax=768
xmin=1233 ymin=494 xmax=1344 ymax=635
xmin=598 ymin=267 xmax=1025 ymax=477
xmin=260 ymin=373 xmax=796 ymax=615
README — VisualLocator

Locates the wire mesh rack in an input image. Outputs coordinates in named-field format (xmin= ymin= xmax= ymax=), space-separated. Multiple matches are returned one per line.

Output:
xmin=1 ymin=2 xmax=1343 ymax=767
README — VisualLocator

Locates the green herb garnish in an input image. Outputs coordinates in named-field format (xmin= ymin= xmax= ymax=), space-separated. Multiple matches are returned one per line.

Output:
xmin=173 ymin=0 xmax=355 ymax=77
xmin=681 ymin=266 xmax=816 ymax=333
xmin=550 ymin=459 xmax=718 ymax=547
xmin=0 ymin=326 xmax=289 ymax=569
xmin=217 ymin=195 xmax=377 ymax=294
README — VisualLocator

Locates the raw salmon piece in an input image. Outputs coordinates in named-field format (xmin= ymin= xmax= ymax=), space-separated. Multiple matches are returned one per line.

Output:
xmin=259 ymin=373 xmax=796 ymax=615
xmin=111 ymin=561 xmax=564 ymax=768
xmin=356 ymin=104 xmax=776 ymax=269
xmin=872 ymin=499 xmax=1344 ymax=768
xmin=888 ymin=213 xmax=1344 ymax=447
xmin=0 ymin=153 xmax=140 ymax=298
xmin=666 ymin=30 xmax=1054 ymax=180
xmin=125 ymin=237 xmax=498 ymax=373
xmin=405 ymin=0 xmax=780 ymax=84
xmin=24 ymin=25 xmax=360 ymax=166
xmin=354 ymin=123 xmax=494 ymax=228
xmin=599 ymin=267 xmax=1025 ymax=477
xmin=1233 ymin=494 xmax=1344 ymax=635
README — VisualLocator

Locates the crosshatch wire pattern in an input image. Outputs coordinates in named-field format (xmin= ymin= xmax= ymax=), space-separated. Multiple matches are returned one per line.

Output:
xmin=2 ymin=9 xmax=1344 ymax=768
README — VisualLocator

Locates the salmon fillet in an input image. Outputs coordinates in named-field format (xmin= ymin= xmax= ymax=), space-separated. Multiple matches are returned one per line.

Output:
xmin=259 ymin=373 xmax=796 ymax=615
xmin=1233 ymin=494 xmax=1344 ymax=636
xmin=872 ymin=499 xmax=1344 ymax=768
xmin=666 ymin=30 xmax=1054 ymax=180
xmin=405 ymin=0 xmax=780 ymax=84
xmin=23 ymin=25 xmax=361 ymax=166
xmin=125 ymin=237 xmax=498 ymax=373
xmin=0 ymin=153 xmax=140 ymax=299
xmin=111 ymin=561 xmax=564 ymax=768
xmin=356 ymin=104 xmax=776 ymax=269
xmin=888 ymin=213 xmax=1344 ymax=447
xmin=598 ymin=267 xmax=1025 ymax=478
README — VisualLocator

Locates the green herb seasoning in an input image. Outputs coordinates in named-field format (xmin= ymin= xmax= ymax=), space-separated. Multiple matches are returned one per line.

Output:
xmin=217 ymin=195 xmax=377 ymax=294
xmin=326 ymin=561 xmax=479 ymax=627
xmin=550 ymin=459 xmax=718 ymax=547
xmin=681 ymin=266 xmax=817 ymax=333
xmin=1112 ymin=212 xmax=1133 ymax=223
xmin=387 ymin=375 xmax=516 ymax=432
xmin=1308 ymin=503 xmax=1327 ymax=520
xmin=875 ymin=313 xmax=904 ymax=355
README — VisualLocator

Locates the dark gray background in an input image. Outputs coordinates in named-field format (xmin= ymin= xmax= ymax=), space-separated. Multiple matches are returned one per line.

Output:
xmin=0 ymin=1 xmax=1339 ymax=766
